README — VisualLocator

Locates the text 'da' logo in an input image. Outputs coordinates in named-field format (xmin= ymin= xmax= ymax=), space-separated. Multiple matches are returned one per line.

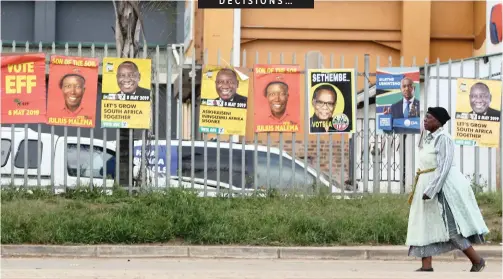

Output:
xmin=404 ymin=119 xmax=419 ymax=127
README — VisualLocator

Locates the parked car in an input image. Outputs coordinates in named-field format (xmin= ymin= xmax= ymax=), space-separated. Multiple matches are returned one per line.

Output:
xmin=129 ymin=139 xmax=340 ymax=193
xmin=1 ymin=127 xmax=341 ymax=195
xmin=0 ymin=127 xmax=116 ymax=189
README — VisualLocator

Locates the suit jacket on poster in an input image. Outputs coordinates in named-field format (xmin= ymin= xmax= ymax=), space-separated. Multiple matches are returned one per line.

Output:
xmin=389 ymin=98 xmax=420 ymax=133
xmin=214 ymin=93 xmax=248 ymax=104
xmin=469 ymin=107 xmax=501 ymax=119
xmin=116 ymin=86 xmax=151 ymax=98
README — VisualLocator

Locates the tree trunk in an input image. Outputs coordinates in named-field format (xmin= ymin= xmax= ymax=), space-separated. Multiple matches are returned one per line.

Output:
xmin=113 ymin=0 xmax=146 ymax=187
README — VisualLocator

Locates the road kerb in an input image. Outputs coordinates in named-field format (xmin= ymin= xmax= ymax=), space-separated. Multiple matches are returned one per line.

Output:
xmin=1 ymin=245 xmax=501 ymax=261
xmin=189 ymin=246 xmax=278 ymax=259
xmin=97 ymin=245 xmax=189 ymax=258
xmin=279 ymin=246 xmax=368 ymax=260
xmin=1 ymin=245 xmax=98 ymax=258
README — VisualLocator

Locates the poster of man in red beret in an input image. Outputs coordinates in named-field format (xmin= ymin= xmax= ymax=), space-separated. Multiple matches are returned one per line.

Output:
xmin=46 ymin=55 xmax=99 ymax=128
xmin=253 ymin=64 xmax=301 ymax=133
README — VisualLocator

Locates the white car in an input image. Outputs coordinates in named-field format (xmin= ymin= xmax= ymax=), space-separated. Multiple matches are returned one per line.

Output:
xmin=1 ymin=127 xmax=343 ymax=196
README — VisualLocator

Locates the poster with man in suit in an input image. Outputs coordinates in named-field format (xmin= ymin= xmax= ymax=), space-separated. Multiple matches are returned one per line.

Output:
xmin=454 ymin=78 xmax=502 ymax=147
xmin=100 ymin=58 xmax=152 ymax=129
xmin=199 ymin=66 xmax=249 ymax=136
xmin=376 ymin=67 xmax=421 ymax=134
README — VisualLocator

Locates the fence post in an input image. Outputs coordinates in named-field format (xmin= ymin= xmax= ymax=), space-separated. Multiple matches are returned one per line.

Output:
xmin=363 ymin=54 xmax=370 ymax=193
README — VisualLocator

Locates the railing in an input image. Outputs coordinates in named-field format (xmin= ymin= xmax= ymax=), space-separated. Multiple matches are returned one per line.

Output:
xmin=1 ymin=41 xmax=501 ymax=196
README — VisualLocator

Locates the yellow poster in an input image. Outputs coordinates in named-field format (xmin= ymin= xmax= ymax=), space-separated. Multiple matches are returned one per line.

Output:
xmin=199 ymin=65 xmax=249 ymax=135
xmin=454 ymin=78 xmax=502 ymax=148
xmin=100 ymin=57 xmax=152 ymax=129
xmin=307 ymin=69 xmax=356 ymax=134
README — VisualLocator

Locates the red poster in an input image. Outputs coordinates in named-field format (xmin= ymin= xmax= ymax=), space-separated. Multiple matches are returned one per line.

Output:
xmin=1 ymin=53 xmax=47 ymax=124
xmin=253 ymin=64 xmax=301 ymax=133
xmin=46 ymin=55 xmax=99 ymax=128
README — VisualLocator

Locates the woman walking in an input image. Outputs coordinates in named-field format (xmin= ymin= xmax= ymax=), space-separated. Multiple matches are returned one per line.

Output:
xmin=406 ymin=106 xmax=489 ymax=272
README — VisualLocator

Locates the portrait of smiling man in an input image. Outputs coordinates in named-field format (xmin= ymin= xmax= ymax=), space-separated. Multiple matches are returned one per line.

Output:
xmin=254 ymin=79 xmax=298 ymax=128
xmin=265 ymin=80 xmax=293 ymax=123
xmin=46 ymin=57 xmax=99 ymax=128
xmin=309 ymin=84 xmax=338 ymax=133
xmin=115 ymin=61 xmax=151 ymax=99
xmin=468 ymin=82 xmax=500 ymax=119
xmin=59 ymin=72 xmax=86 ymax=116
xmin=213 ymin=68 xmax=247 ymax=106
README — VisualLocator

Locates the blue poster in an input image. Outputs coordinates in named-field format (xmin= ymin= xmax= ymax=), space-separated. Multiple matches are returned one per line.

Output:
xmin=375 ymin=67 xmax=421 ymax=134
xmin=133 ymin=144 xmax=178 ymax=175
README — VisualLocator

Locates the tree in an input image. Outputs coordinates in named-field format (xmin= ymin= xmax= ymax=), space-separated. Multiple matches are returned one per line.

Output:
xmin=112 ymin=0 xmax=147 ymax=187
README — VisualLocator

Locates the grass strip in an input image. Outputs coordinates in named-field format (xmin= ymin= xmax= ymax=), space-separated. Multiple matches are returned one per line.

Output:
xmin=1 ymin=187 xmax=501 ymax=245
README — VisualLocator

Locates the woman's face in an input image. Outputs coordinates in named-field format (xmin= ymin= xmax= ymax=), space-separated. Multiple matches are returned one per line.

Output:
xmin=423 ymin=113 xmax=439 ymax=131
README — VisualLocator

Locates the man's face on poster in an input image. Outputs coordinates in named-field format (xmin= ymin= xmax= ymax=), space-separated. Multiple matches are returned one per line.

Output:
xmin=470 ymin=84 xmax=491 ymax=114
xmin=61 ymin=74 xmax=85 ymax=111
xmin=266 ymin=82 xmax=288 ymax=118
xmin=401 ymin=78 xmax=414 ymax=100
xmin=117 ymin=63 xmax=140 ymax=94
xmin=313 ymin=89 xmax=336 ymax=120
xmin=215 ymin=69 xmax=238 ymax=101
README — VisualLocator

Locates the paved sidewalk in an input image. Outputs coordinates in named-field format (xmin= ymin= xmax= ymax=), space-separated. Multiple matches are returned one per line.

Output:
xmin=2 ymin=258 xmax=502 ymax=279
xmin=1 ymin=245 xmax=501 ymax=261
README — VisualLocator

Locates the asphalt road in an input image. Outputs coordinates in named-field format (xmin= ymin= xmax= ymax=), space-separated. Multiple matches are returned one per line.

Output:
xmin=1 ymin=258 xmax=501 ymax=279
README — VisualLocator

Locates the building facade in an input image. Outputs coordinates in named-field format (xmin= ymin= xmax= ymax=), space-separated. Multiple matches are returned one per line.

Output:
xmin=180 ymin=1 xmax=499 ymax=186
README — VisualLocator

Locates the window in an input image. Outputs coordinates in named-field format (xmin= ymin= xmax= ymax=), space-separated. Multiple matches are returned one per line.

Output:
xmin=14 ymin=140 xmax=43 ymax=169
xmin=1 ymin=139 xmax=11 ymax=167
xmin=255 ymin=152 xmax=315 ymax=190
xmin=180 ymin=146 xmax=254 ymax=188
xmin=67 ymin=144 xmax=115 ymax=179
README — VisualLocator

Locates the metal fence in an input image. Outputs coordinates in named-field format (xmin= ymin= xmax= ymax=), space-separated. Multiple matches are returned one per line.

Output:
xmin=1 ymin=41 xmax=502 ymax=196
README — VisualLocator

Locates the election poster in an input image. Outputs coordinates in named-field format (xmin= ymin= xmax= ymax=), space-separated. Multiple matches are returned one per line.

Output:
xmin=375 ymin=67 xmax=421 ymax=134
xmin=199 ymin=65 xmax=249 ymax=135
xmin=46 ymin=55 xmax=99 ymax=128
xmin=454 ymin=78 xmax=502 ymax=148
xmin=307 ymin=69 xmax=355 ymax=134
xmin=1 ymin=53 xmax=47 ymax=124
xmin=253 ymin=64 xmax=300 ymax=133
xmin=133 ymin=144 xmax=178 ymax=175
xmin=101 ymin=57 xmax=152 ymax=129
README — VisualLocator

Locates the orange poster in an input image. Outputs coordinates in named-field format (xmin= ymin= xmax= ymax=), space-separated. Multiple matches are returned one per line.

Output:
xmin=253 ymin=64 xmax=301 ymax=133
xmin=1 ymin=53 xmax=47 ymax=124
xmin=46 ymin=55 xmax=99 ymax=128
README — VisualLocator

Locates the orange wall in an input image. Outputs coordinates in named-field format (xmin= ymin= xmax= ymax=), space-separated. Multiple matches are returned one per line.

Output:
xmin=241 ymin=2 xmax=402 ymax=31
xmin=196 ymin=0 xmax=486 ymax=141
xmin=431 ymin=1 xmax=474 ymax=36
xmin=429 ymin=1 xmax=475 ymax=61
xmin=198 ymin=1 xmax=485 ymax=65
xmin=201 ymin=9 xmax=233 ymax=64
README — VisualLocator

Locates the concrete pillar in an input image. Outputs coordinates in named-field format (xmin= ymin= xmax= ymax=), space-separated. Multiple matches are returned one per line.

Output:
xmin=401 ymin=1 xmax=431 ymax=64
xmin=34 ymin=1 xmax=56 ymax=42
